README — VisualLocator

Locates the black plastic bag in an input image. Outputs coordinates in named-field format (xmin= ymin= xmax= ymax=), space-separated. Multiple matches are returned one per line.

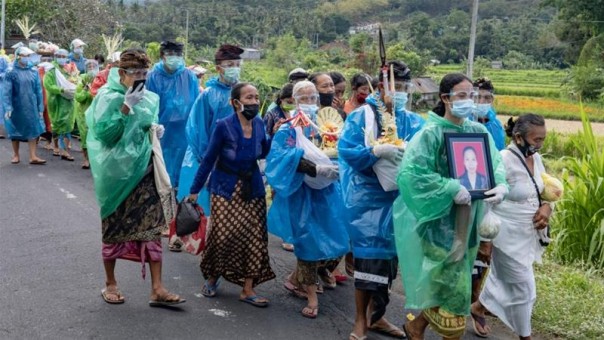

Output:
xmin=175 ymin=200 xmax=202 ymax=236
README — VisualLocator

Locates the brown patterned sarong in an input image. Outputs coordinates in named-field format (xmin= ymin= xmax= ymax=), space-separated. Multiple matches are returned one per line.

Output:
xmin=200 ymin=181 xmax=275 ymax=287
xmin=101 ymin=164 xmax=164 ymax=244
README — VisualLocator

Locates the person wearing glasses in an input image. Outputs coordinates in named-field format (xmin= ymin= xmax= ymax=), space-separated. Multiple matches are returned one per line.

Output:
xmin=86 ymin=48 xmax=184 ymax=307
xmin=146 ymin=41 xmax=199 ymax=197
xmin=339 ymin=61 xmax=422 ymax=340
xmin=395 ymin=73 xmax=508 ymax=340
xmin=266 ymin=80 xmax=349 ymax=319
xmin=472 ymin=78 xmax=505 ymax=151
xmin=177 ymin=44 xmax=244 ymax=214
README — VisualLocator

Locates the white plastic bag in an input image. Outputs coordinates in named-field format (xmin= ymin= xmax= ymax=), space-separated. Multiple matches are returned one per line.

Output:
xmin=295 ymin=127 xmax=336 ymax=190
xmin=55 ymin=68 xmax=76 ymax=91
xmin=479 ymin=208 xmax=501 ymax=239
xmin=372 ymin=158 xmax=401 ymax=192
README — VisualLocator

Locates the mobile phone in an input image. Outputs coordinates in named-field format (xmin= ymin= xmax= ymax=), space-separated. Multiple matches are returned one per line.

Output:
xmin=132 ymin=79 xmax=146 ymax=92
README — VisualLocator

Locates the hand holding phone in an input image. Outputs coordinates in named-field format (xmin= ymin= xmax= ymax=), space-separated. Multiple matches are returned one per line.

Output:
xmin=132 ymin=79 xmax=146 ymax=92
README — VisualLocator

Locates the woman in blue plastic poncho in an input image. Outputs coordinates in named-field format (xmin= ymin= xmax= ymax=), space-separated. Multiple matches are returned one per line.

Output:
xmin=468 ymin=78 xmax=506 ymax=306
xmin=266 ymin=80 xmax=349 ymax=319
xmin=395 ymin=73 xmax=508 ymax=340
xmin=339 ymin=61 xmax=423 ymax=340
xmin=188 ymin=83 xmax=275 ymax=307
xmin=4 ymin=46 xmax=46 ymax=164
xmin=177 ymin=44 xmax=244 ymax=213
xmin=471 ymin=78 xmax=505 ymax=151
xmin=86 ymin=49 xmax=184 ymax=307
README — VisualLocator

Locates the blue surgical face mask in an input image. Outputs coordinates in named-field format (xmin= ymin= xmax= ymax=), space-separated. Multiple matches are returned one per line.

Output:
xmin=223 ymin=66 xmax=241 ymax=85
xmin=74 ymin=48 xmax=84 ymax=55
xmin=19 ymin=57 xmax=33 ymax=68
xmin=451 ymin=99 xmax=475 ymax=119
xmin=57 ymin=58 xmax=68 ymax=66
xmin=165 ymin=56 xmax=184 ymax=71
xmin=298 ymin=104 xmax=318 ymax=116
xmin=393 ymin=91 xmax=408 ymax=111
xmin=474 ymin=103 xmax=491 ymax=118
xmin=31 ymin=54 xmax=41 ymax=66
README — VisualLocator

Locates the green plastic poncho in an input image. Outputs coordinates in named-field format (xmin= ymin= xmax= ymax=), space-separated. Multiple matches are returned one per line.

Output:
xmin=74 ymin=74 xmax=93 ymax=149
xmin=86 ymin=68 xmax=159 ymax=219
xmin=393 ymin=112 xmax=507 ymax=315
xmin=43 ymin=62 xmax=77 ymax=135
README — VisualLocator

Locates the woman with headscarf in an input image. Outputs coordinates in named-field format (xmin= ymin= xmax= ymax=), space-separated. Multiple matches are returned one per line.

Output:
xmin=177 ymin=44 xmax=244 ymax=213
xmin=266 ymin=80 xmax=349 ymax=319
xmin=86 ymin=48 xmax=184 ymax=307
xmin=395 ymin=73 xmax=508 ymax=340
xmin=4 ymin=46 xmax=46 ymax=164
xmin=74 ymin=59 xmax=99 ymax=169
xmin=44 ymin=48 xmax=78 ymax=161
xmin=188 ymin=82 xmax=275 ymax=306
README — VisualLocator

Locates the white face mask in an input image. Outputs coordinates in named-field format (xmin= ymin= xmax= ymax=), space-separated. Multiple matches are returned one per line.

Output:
xmin=298 ymin=104 xmax=318 ymax=116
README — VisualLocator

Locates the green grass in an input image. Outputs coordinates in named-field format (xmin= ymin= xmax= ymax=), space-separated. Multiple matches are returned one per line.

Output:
xmin=427 ymin=65 xmax=568 ymax=98
xmin=533 ymin=258 xmax=604 ymax=339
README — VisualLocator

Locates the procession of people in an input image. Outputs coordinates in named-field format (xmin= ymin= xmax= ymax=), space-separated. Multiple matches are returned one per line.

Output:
xmin=0 ymin=37 xmax=560 ymax=340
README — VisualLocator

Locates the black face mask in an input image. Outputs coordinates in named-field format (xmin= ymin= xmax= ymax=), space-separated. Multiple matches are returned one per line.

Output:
xmin=319 ymin=92 xmax=334 ymax=107
xmin=241 ymin=104 xmax=260 ymax=120
xmin=516 ymin=136 xmax=539 ymax=157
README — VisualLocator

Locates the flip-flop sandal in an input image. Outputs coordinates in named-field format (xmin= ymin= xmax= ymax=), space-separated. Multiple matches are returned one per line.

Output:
xmin=369 ymin=322 xmax=407 ymax=339
xmin=301 ymin=305 xmax=318 ymax=319
xmin=101 ymin=287 xmax=125 ymax=304
xmin=349 ymin=333 xmax=368 ymax=340
xmin=471 ymin=312 xmax=490 ymax=338
xmin=283 ymin=279 xmax=308 ymax=299
xmin=201 ymin=279 xmax=221 ymax=298
xmin=53 ymin=151 xmax=60 ymax=156
xmin=11 ymin=159 xmax=20 ymax=164
xmin=30 ymin=159 xmax=47 ymax=165
xmin=61 ymin=155 xmax=75 ymax=161
xmin=239 ymin=295 xmax=269 ymax=308
xmin=149 ymin=292 xmax=186 ymax=307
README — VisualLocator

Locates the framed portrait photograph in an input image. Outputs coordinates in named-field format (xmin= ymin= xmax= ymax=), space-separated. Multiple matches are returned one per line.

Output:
xmin=444 ymin=133 xmax=495 ymax=199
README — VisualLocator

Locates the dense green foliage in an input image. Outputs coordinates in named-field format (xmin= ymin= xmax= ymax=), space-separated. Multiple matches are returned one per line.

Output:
xmin=551 ymin=109 xmax=604 ymax=269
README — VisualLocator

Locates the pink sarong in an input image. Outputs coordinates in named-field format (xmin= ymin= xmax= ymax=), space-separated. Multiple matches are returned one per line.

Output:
xmin=102 ymin=240 xmax=163 ymax=279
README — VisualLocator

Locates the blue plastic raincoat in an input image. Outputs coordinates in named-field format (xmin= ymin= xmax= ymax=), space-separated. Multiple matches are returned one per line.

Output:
xmin=177 ymin=77 xmax=234 ymax=213
xmin=266 ymin=118 xmax=350 ymax=262
xmin=86 ymin=68 xmax=159 ymax=219
xmin=3 ymin=60 xmax=44 ymax=140
xmin=69 ymin=53 xmax=87 ymax=74
xmin=0 ymin=58 xmax=8 ymax=126
xmin=146 ymin=62 xmax=199 ymax=187
xmin=393 ymin=112 xmax=507 ymax=315
xmin=470 ymin=108 xmax=505 ymax=151
xmin=338 ymin=97 xmax=424 ymax=260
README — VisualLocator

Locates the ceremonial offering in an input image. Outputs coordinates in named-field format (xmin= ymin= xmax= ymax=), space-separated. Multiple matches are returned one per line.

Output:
xmin=316 ymin=107 xmax=343 ymax=158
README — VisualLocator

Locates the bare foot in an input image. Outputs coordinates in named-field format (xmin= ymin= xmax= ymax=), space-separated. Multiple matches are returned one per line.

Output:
xmin=11 ymin=156 xmax=19 ymax=164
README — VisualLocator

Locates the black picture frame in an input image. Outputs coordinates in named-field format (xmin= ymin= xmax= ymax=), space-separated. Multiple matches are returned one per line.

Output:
xmin=444 ymin=132 xmax=495 ymax=200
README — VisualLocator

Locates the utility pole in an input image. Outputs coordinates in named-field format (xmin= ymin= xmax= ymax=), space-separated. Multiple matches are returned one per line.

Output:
xmin=1 ymin=0 xmax=5 ymax=49
xmin=185 ymin=9 xmax=189 ymax=61
xmin=467 ymin=0 xmax=479 ymax=78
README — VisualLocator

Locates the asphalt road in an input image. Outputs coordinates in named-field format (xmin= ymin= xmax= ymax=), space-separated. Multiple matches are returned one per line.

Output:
xmin=0 ymin=138 xmax=520 ymax=340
